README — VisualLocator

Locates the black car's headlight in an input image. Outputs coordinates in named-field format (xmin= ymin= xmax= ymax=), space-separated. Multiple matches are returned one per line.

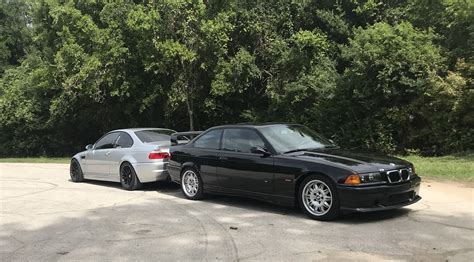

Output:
xmin=359 ymin=172 xmax=384 ymax=183
xmin=344 ymin=172 xmax=384 ymax=185
xmin=408 ymin=166 xmax=416 ymax=177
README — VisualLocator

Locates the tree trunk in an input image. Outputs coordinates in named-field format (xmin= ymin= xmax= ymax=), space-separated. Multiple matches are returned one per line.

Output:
xmin=185 ymin=97 xmax=194 ymax=131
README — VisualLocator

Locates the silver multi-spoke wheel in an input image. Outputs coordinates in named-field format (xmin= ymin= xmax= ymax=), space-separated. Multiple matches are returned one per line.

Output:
xmin=182 ymin=170 xmax=199 ymax=197
xmin=302 ymin=179 xmax=333 ymax=216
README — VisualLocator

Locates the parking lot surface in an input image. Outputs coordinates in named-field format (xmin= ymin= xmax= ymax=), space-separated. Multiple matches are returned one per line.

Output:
xmin=1 ymin=163 xmax=473 ymax=261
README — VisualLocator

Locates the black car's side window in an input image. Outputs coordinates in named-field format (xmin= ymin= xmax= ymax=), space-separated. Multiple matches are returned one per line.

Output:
xmin=222 ymin=128 xmax=265 ymax=154
xmin=193 ymin=129 xmax=222 ymax=149
xmin=95 ymin=132 xmax=119 ymax=150
xmin=116 ymin=132 xmax=133 ymax=148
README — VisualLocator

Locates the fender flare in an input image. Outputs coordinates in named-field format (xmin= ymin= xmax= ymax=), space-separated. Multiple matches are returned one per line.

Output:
xmin=180 ymin=161 xmax=200 ymax=176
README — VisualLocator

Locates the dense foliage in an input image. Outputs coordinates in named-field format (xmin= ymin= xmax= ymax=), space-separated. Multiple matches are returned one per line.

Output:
xmin=0 ymin=0 xmax=472 ymax=156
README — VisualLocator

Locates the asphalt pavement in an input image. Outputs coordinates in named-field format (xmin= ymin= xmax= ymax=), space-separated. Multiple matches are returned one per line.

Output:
xmin=1 ymin=163 xmax=473 ymax=261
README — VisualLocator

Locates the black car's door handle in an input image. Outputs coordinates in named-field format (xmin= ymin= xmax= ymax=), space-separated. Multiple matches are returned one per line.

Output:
xmin=219 ymin=156 xmax=228 ymax=160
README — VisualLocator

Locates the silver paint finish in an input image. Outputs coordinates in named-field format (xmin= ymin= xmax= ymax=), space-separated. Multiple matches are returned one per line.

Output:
xmin=72 ymin=128 xmax=175 ymax=184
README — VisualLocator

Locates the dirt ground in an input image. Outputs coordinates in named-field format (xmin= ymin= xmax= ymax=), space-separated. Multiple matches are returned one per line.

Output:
xmin=1 ymin=163 xmax=473 ymax=261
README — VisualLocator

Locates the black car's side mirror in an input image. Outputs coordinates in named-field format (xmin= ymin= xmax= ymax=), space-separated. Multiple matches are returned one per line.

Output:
xmin=250 ymin=146 xmax=271 ymax=156
xmin=85 ymin=144 xmax=93 ymax=150
xmin=170 ymin=135 xmax=188 ymax=146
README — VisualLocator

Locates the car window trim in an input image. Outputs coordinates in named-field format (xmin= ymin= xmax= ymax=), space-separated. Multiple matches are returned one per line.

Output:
xmin=220 ymin=149 xmax=269 ymax=157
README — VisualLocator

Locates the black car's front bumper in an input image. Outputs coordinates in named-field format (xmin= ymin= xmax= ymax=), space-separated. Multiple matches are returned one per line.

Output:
xmin=337 ymin=176 xmax=421 ymax=212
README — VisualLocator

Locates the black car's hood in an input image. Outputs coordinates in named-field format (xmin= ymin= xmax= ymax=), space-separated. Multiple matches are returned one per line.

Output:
xmin=287 ymin=148 xmax=411 ymax=173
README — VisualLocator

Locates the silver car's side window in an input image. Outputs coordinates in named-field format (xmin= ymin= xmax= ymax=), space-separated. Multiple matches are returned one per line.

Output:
xmin=95 ymin=133 xmax=119 ymax=150
xmin=116 ymin=132 xmax=133 ymax=148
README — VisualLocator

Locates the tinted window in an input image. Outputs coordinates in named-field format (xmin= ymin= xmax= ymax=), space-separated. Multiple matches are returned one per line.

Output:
xmin=116 ymin=132 xmax=133 ymax=148
xmin=95 ymin=132 xmax=119 ymax=150
xmin=222 ymin=129 xmax=265 ymax=153
xmin=194 ymin=129 xmax=222 ymax=149
xmin=135 ymin=129 xmax=175 ymax=143
xmin=258 ymin=125 xmax=335 ymax=153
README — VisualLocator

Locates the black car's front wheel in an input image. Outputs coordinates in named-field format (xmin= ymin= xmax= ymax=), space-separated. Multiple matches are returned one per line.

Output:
xmin=298 ymin=175 xmax=340 ymax=221
xmin=120 ymin=163 xmax=142 ymax=190
xmin=181 ymin=168 xmax=204 ymax=200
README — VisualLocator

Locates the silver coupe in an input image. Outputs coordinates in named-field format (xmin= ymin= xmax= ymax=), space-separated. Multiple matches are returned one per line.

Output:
xmin=70 ymin=128 xmax=176 ymax=190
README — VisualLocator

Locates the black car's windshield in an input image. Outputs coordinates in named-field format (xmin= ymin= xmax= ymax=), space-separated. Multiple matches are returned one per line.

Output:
xmin=258 ymin=125 xmax=336 ymax=153
xmin=135 ymin=129 xmax=175 ymax=143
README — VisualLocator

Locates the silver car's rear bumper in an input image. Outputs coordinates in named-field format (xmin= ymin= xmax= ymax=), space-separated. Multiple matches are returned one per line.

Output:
xmin=132 ymin=161 xmax=169 ymax=183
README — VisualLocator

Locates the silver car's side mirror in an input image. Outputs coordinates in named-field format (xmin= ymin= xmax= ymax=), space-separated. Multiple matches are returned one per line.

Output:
xmin=85 ymin=144 xmax=93 ymax=150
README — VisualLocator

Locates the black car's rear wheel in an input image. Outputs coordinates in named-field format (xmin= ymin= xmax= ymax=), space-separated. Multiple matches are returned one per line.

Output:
xmin=70 ymin=159 xmax=84 ymax=182
xmin=298 ymin=175 xmax=340 ymax=221
xmin=181 ymin=168 xmax=204 ymax=200
xmin=120 ymin=163 xmax=142 ymax=190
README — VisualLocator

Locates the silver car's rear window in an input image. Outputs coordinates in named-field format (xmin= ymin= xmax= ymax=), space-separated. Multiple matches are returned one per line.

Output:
xmin=135 ymin=130 xmax=175 ymax=143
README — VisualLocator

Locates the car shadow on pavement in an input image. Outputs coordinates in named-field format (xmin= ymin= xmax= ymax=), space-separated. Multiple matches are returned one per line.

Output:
xmin=76 ymin=179 xmax=123 ymax=189
xmin=75 ymin=179 xmax=413 ymax=223
xmin=337 ymin=208 xmax=411 ymax=223
xmin=72 ymin=179 xmax=180 ymax=192
xmin=153 ymin=185 xmax=412 ymax=223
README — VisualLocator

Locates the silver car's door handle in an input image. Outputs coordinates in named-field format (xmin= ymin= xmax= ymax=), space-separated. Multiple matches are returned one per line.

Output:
xmin=105 ymin=151 xmax=111 ymax=156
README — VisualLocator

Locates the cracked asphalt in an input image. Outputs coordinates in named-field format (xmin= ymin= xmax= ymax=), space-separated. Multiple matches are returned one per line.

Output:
xmin=1 ymin=163 xmax=473 ymax=261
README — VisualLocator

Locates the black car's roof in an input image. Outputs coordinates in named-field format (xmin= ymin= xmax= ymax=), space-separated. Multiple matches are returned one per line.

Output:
xmin=209 ymin=122 xmax=299 ymax=129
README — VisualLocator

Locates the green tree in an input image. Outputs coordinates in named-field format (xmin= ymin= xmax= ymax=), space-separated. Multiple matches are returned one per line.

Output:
xmin=0 ymin=0 xmax=32 ymax=75
xmin=266 ymin=30 xmax=339 ymax=128
xmin=0 ymin=0 xmax=473 ymax=156
xmin=339 ymin=22 xmax=444 ymax=152
xmin=149 ymin=0 xmax=206 ymax=131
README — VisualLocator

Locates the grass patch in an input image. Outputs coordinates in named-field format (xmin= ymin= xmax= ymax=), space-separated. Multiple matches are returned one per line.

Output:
xmin=0 ymin=157 xmax=70 ymax=164
xmin=0 ymin=155 xmax=472 ymax=182
xmin=400 ymin=154 xmax=473 ymax=182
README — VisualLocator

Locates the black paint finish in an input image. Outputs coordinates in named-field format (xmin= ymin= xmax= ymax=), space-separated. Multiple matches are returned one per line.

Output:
xmin=168 ymin=123 xmax=421 ymax=211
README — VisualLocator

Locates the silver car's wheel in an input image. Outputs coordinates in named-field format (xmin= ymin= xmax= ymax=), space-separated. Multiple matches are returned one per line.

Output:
xmin=181 ymin=169 xmax=203 ymax=200
xmin=121 ymin=166 xmax=134 ymax=186
xmin=302 ymin=179 xmax=333 ymax=216
xmin=120 ymin=163 xmax=142 ymax=191
xmin=70 ymin=159 xmax=84 ymax=182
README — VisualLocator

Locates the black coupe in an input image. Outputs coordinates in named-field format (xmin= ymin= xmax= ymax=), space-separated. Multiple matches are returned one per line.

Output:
xmin=168 ymin=123 xmax=421 ymax=220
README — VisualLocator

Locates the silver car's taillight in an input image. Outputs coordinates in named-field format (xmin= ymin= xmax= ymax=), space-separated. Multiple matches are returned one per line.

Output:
xmin=148 ymin=151 xmax=170 ymax=160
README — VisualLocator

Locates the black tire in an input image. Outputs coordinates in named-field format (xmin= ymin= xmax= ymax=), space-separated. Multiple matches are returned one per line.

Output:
xmin=180 ymin=168 xmax=204 ymax=200
xmin=120 ymin=162 xmax=142 ymax=190
xmin=298 ymin=174 xmax=340 ymax=221
xmin=70 ymin=159 xmax=85 ymax=182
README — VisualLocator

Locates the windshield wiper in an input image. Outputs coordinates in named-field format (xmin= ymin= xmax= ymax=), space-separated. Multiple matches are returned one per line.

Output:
xmin=283 ymin=148 xmax=312 ymax=154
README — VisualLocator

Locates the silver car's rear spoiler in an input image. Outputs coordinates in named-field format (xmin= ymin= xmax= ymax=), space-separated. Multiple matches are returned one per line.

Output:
xmin=170 ymin=131 xmax=203 ymax=146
